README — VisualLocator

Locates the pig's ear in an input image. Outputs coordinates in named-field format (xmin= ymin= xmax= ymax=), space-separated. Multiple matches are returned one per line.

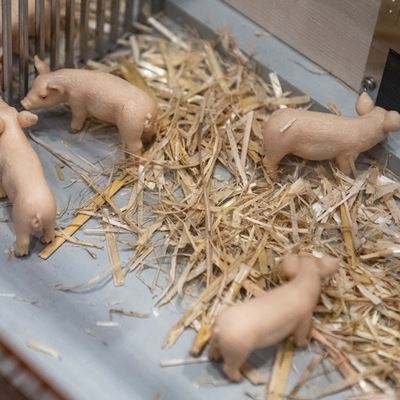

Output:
xmin=278 ymin=253 xmax=300 ymax=280
xmin=383 ymin=111 xmax=400 ymax=132
xmin=34 ymin=55 xmax=50 ymax=75
xmin=318 ymin=256 xmax=340 ymax=278
xmin=355 ymin=92 xmax=374 ymax=116
xmin=0 ymin=117 xmax=4 ymax=135
xmin=18 ymin=111 xmax=38 ymax=129
xmin=47 ymin=82 xmax=64 ymax=95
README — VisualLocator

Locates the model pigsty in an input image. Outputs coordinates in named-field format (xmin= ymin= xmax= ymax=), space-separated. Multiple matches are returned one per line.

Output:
xmin=0 ymin=99 xmax=56 ymax=257
xmin=21 ymin=56 xmax=158 ymax=155
xmin=208 ymin=253 xmax=339 ymax=382
xmin=262 ymin=92 xmax=400 ymax=180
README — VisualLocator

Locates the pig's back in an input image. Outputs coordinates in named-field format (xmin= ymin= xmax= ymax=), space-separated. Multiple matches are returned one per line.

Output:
xmin=61 ymin=69 xmax=152 ymax=102
xmin=215 ymin=283 xmax=310 ymax=348
xmin=59 ymin=70 xmax=157 ymax=125
xmin=0 ymin=130 xmax=49 ymax=202
xmin=264 ymin=109 xmax=384 ymax=158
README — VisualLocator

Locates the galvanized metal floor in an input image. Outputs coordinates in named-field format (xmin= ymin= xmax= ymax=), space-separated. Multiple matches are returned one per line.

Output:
xmin=1 ymin=1 xmax=394 ymax=398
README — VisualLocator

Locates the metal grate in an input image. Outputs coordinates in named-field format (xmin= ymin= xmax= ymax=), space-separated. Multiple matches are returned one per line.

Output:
xmin=1 ymin=0 xmax=164 ymax=103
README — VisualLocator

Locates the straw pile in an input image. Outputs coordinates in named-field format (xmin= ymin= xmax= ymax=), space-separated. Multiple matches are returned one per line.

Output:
xmin=42 ymin=18 xmax=400 ymax=398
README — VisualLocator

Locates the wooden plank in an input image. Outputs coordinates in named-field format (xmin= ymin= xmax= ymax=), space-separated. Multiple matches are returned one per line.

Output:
xmin=267 ymin=339 xmax=294 ymax=399
xmin=103 ymin=209 xmax=125 ymax=287
xmin=225 ymin=0 xmax=381 ymax=90
xmin=39 ymin=174 xmax=131 ymax=260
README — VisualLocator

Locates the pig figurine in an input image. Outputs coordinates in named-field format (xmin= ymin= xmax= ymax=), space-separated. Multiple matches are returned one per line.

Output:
xmin=0 ymin=99 xmax=56 ymax=256
xmin=262 ymin=92 xmax=400 ymax=180
xmin=208 ymin=253 xmax=339 ymax=382
xmin=21 ymin=57 xmax=158 ymax=156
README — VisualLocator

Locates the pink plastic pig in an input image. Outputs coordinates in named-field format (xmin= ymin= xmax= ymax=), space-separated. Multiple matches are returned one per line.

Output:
xmin=0 ymin=99 xmax=56 ymax=256
xmin=208 ymin=253 xmax=339 ymax=382
xmin=21 ymin=57 xmax=158 ymax=156
xmin=262 ymin=92 xmax=400 ymax=180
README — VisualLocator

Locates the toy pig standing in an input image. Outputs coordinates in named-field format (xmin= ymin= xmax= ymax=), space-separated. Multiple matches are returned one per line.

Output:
xmin=208 ymin=253 xmax=339 ymax=382
xmin=0 ymin=99 xmax=56 ymax=256
xmin=262 ymin=92 xmax=400 ymax=180
xmin=21 ymin=57 xmax=158 ymax=156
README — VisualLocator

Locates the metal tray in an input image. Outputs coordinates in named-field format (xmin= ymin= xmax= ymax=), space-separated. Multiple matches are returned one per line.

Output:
xmin=1 ymin=1 xmax=394 ymax=399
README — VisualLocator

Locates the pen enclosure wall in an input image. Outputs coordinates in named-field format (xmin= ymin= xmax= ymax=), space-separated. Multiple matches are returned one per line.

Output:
xmin=1 ymin=0 xmax=163 ymax=103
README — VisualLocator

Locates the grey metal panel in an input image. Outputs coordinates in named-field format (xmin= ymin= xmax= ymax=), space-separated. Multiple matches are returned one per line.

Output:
xmin=225 ymin=0 xmax=380 ymax=91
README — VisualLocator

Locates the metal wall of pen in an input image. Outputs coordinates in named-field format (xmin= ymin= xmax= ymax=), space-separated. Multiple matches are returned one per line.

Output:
xmin=0 ymin=0 xmax=160 ymax=104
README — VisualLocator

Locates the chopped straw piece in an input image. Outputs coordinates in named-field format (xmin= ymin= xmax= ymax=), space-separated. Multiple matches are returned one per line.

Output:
xmin=26 ymin=340 xmax=60 ymax=359
xmin=267 ymin=339 xmax=294 ymax=399
xmin=103 ymin=209 xmax=125 ymax=287
xmin=39 ymin=174 xmax=131 ymax=259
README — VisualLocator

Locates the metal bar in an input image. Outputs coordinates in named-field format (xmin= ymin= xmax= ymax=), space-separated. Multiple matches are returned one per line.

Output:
xmin=19 ymin=0 xmax=29 ymax=97
xmin=35 ymin=0 xmax=45 ymax=60
xmin=134 ymin=0 xmax=145 ymax=23
xmin=65 ymin=0 xmax=75 ymax=67
xmin=50 ymin=0 xmax=60 ymax=70
xmin=2 ymin=0 xmax=13 ymax=103
xmin=95 ymin=0 xmax=105 ymax=56
xmin=80 ymin=0 xmax=90 ymax=63
xmin=124 ymin=0 xmax=134 ymax=32
xmin=110 ymin=0 xmax=120 ymax=44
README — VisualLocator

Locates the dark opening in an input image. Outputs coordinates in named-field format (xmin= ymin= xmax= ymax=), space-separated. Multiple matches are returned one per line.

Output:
xmin=376 ymin=48 xmax=400 ymax=111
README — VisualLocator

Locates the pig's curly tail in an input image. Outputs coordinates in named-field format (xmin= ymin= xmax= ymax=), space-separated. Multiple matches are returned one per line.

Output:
xmin=31 ymin=214 xmax=42 ymax=230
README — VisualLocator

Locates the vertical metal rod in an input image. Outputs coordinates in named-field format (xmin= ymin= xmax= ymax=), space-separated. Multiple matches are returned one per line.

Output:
xmin=95 ymin=0 xmax=105 ymax=56
xmin=65 ymin=0 xmax=75 ymax=67
xmin=35 ymin=0 xmax=45 ymax=60
xmin=19 ymin=0 xmax=29 ymax=97
xmin=110 ymin=0 xmax=120 ymax=44
xmin=124 ymin=0 xmax=134 ymax=32
xmin=134 ymin=0 xmax=145 ymax=24
xmin=50 ymin=0 xmax=60 ymax=70
xmin=80 ymin=0 xmax=90 ymax=63
xmin=2 ymin=0 xmax=13 ymax=103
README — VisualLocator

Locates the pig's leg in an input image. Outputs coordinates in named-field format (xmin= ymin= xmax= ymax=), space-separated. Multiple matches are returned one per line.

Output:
xmin=222 ymin=355 xmax=244 ymax=382
xmin=12 ymin=206 xmax=31 ymax=256
xmin=40 ymin=224 xmax=55 ymax=244
xmin=118 ymin=106 xmax=145 ymax=157
xmin=293 ymin=315 xmax=312 ymax=347
xmin=14 ymin=228 xmax=31 ymax=257
xmin=124 ymin=138 xmax=143 ymax=156
xmin=263 ymin=154 xmax=282 ymax=181
xmin=208 ymin=338 xmax=222 ymax=361
xmin=69 ymin=102 xmax=88 ymax=133
xmin=0 ymin=181 xmax=7 ymax=199
xmin=120 ymin=124 xmax=144 ymax=157
xmin=335 ymin=154 xmax=357 ymax=176
xmin=220 ymin=342 xmax=247 ymax=382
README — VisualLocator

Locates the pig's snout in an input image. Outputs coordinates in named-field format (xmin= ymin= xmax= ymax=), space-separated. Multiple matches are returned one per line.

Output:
xmin=21 ymin=97 xmax=32 ymax=110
